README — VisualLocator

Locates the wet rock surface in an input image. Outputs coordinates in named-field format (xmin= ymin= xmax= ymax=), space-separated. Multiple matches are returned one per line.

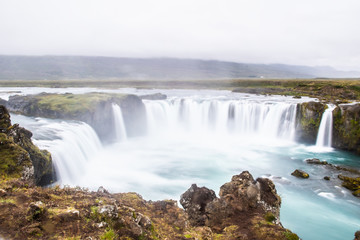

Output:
xmin=333 ymin=103 xmax=360 ymax=154
xmin=291 ymin=169 xmax=310 ymax=179
xmin=306 ymin=158 xmax=328 ymax=165
xmin=295 ymin=101 xmax=326 ymax=144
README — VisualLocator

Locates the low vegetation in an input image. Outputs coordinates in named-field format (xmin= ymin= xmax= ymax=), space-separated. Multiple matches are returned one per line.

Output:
xmin=1 ymin=78 xmax=360 ymax=101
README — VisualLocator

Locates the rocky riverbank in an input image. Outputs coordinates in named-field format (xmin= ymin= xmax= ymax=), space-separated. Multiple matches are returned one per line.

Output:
xmin=0 ymin=174 xmax=299 ymax=240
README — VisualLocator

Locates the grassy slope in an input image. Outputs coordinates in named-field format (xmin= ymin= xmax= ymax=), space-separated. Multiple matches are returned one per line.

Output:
xmin=33 ymin=93 xmax=126 ymax=118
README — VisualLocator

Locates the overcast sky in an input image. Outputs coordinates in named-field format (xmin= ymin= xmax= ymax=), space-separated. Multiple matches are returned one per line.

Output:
xmin=0 ymin=0 xmax=359 ymax=71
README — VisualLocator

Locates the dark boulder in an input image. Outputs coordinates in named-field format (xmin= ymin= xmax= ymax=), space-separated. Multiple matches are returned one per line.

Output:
xmin=306 ymin=158 xmax=328 ymax=165
xmin=355 ymin=230 xmax=360 ymax=240
xmin=179 ymin=184 xmax=216 ymax=226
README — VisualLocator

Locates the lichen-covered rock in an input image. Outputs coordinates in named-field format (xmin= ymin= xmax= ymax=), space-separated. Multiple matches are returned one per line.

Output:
xmin=0 ymin=105 xmax=56 ymax=185
xmin=180 ymin=171 xmax=296 ymax=239
xmin=338 ymin=174 xmax=360 ymax=196
xmin=333 ymin=104 xmax=360 ymax=154
xmin=0 ymin=105 xmax=11 ymax=131
xmin=219 ymin=171 xmax=261 ymax=211
xmin=296 ymin=101 xmax=326 ymax=144
xmin=179 ymin=183 xmax=216 ymax=226
xmin=306 ymin=158 xmax=328 ymax=165
xmin=291 ymin=169 xmax=310 ymax=179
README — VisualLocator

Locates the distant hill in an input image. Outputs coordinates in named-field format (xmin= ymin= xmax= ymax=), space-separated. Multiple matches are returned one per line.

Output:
xmin=0 ymin=55 xmax=358 ymax=80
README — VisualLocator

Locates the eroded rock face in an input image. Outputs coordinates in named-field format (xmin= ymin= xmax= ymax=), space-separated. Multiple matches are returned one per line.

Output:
xmin=333 ymin=104 xmax=360 ymax=154
xmin=180 ymin=184 xmax=216 ymax=226
xmin=296 ymin=101 xmax=326 ymax=144
xmin=180 ymin=171 xmax=283 ymax=232
xmin=0 ymin=105 xmax=56 ymax=186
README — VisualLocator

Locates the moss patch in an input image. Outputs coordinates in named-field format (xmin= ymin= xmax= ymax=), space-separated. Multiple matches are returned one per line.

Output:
xmin=35 ymin=93 xmax=126 ymax=118
xmin=0 ymin=133 xmax=31 ymax=179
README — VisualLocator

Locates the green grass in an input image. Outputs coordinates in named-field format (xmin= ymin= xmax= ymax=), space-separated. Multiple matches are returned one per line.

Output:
xmin=1 ymin=78 xmax=360 ymax=101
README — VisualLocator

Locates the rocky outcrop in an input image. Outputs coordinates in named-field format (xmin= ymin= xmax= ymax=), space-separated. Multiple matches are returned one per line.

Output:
xmin=306 ymin=158 xmax=328 ymax=165
xmin=338 ymin=175 xmax=360 ymax=197
xmin=0 ymin=105 xmax=56 ymax=186
xmin=180 ymin=171 xmax=298 ymax=240
xmin=0 ymin=164 xmax=299 ymax=239
xmin=332 ymin=104 xmax=360 ymax=154
xmin=295 ymin=101 xmax=326 ymax=144
xmin=179 ymin=184 xmax=216 ymax=226
xmin=5 ymin=93 xmax=147 ymax=142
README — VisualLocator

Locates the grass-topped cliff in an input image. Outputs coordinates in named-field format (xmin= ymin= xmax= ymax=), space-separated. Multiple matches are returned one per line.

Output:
xmin=7 ymin=92 xmax=127 ymax=119
xmin=5 ymin=92 xmax=147 ymax=141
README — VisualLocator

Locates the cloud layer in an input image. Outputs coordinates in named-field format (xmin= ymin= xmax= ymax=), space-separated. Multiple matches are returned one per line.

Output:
xmin=0 ymin=0 xmax=359 ymax=70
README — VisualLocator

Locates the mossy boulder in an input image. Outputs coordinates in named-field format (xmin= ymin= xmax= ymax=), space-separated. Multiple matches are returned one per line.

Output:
xmin=0 ymin=132 xmax=32 ymax=179
xmin=332 ymin=104 xmax=360 ymax=154
xmin=338 ymin=174 xmax=360 ymax=193
xmin=295 ymin=101 xmax=326 ymax=144
xmin=6 ymin=93 xmax=147 ymax=141
xmin=0 ymin=105 xmax=56 ymax=185
xmin=291 ymin=169 xmax=309 ymax=179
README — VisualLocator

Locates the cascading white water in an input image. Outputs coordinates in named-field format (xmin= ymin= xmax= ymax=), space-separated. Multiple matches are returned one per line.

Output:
xmin=5 ymin=88 xmax=360 ymax=240
xmin=32 ymin=121 xmax=103 ymax=184
xmin=316 ymin=105 xmax=336 ymax=148
xmin=112 ymin=104 xmax=127 ymax=141
xmin=144 ymin=98 xmax=298 ymax=141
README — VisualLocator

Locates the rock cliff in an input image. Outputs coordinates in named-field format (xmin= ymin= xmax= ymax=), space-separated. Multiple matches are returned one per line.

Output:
xmin=5 ymin=93 xmax=147 ymax=142
xmin=333 ymin=103 xmax=360 ymax=154
xmin=295 ymin=101 xmax=326 ymax=144
xmin=0 ymin=105 xmax=55 ymax=186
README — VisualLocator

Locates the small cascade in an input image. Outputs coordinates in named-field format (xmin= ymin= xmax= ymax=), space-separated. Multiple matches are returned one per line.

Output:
xmin=112 ymin=104 xmax=127 ymax=141
xmin=144 ymin=98 xmax=298 ymax=140
xmin=316 ymin=104 xmax=336 ymax=148
xmin=34 ymin=121 xmax=103 ymax=184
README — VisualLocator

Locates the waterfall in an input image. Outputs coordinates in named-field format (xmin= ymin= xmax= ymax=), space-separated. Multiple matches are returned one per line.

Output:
xmin=316 ymin=105 xmax=336 ymax=148
xmin=112 ymin=104 xmax=127 ymax=141
xmin=144 ymin=98 xmax=298 ymax=140
xmin=33 ymin=121 xmax=103 ymax=184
